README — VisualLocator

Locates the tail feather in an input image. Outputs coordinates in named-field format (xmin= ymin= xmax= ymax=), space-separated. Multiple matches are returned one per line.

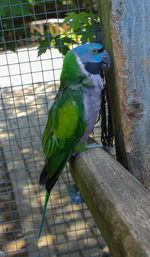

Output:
xmin=38 ymin=172 xmax=60 ymax=241
xmin=38 ymin=152 xmax=72 ymax=240
xmin=39 ymin=164 xmax=48 ymax=185
xmin=38 ymin=190 xmax=50 ymax=240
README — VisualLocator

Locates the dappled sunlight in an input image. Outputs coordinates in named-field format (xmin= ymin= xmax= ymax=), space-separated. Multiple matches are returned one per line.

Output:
xmin=37 ymin=234 xmax=56 ymax=247
xmin=5 ymin=239 xmax=25 ymax=255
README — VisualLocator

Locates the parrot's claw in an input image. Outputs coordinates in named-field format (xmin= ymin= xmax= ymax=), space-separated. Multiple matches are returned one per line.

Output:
xmin=87 ymin=143 xmax=113 ymax=153
xmin=86 ymin=143 xmax=103 ymax=149
xmin=72 ymin=143 xmax=103 ymax=157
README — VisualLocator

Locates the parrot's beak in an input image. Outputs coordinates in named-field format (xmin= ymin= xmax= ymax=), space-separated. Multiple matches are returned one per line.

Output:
xmin=100 ymin=50 xmax=111 ymax=69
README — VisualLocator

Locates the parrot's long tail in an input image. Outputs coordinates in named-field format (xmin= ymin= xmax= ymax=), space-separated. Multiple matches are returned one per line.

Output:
xmin=38 ymin=190 xmax=50 ymax=240
xmin=38 ymin=152 xmax=72 ymax=240
xmin=38 ymin=171 xmax=59 ymax=240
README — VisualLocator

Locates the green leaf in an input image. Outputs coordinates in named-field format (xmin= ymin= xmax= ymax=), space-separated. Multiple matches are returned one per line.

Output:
xmin=80 ymin=12 xmax=89 ymax=25
xmin=70 ymin=20 xmax=81 ymax=32
xmin=61 ymin=45 xmax=70 ymax=55
xmin=64 ymin=12 xmax=81 ymax=32
xmin=61 ymin=36 xmax=76 ymax=44
xmin=0 ymin=0 xmax=32 ymax=17
xmin=0 ymin=0 xmax=9 ymax=17
xmin=54 ymin=36 xmax=64 ymax=55
xmin=38 ymin=37 xmax=51 ymax=56
xmin=54 ymin=35 xmax=77 ymax=56
xmin=68 ymin=12 xmax=79 ymax=21
xmin=55 ymin=42 xmax=70 ymax=56
xmin=38 ymin=32 xmax=52 ymax=57
xmin=64 ymin=16 xmax=70 ymax=23
xmin=28 ymin=0 xmax=36 ymax=4
xmin=80 ymin=12 xmax=89 ymax=20
xmin=81 ymin=30 xmax=94 ymax=44
xmin=11 ymin=0 xmax=32 ymax=17
xmin=64 ymin=11 xmax=97 ymax=34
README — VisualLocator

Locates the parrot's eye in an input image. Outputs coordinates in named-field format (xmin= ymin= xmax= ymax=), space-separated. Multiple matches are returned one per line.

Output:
xmin=92 ymin=47 xmax=105 ymax=55
xmin=92 ymin=49 xmax=99 ymax=55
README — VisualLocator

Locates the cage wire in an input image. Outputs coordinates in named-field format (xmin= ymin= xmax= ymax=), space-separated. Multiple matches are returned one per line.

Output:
xmin=0 ymin=0 xmax=112 ymax=256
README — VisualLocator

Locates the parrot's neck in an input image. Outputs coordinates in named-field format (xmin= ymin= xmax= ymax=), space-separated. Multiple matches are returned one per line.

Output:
xmin=75 ymin=53 xmax=104 ymax=91
xmin=60 ymin=51 xmax=85 ymax=90
xmin=60 ymin=51 xmax=103 ymax=91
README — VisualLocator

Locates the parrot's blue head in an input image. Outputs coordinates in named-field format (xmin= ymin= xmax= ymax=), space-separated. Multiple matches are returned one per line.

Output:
xmin=72 ymin=43 xmax=111 ymax=75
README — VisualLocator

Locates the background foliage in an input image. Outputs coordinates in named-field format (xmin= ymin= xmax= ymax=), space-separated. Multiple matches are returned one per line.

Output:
xmin=0 ymin=0 xmax=98 ymax=55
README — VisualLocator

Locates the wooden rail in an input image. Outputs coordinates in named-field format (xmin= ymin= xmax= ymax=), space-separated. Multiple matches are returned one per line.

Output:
xmin=69 ymin=147 xmax=150 ymax=257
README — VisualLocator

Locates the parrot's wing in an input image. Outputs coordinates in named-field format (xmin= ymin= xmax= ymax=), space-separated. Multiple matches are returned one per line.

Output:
xmin=39 ymin=85 xmax=86 ymax=187
xmin=38 ymin=85 xmax=86 ymax=240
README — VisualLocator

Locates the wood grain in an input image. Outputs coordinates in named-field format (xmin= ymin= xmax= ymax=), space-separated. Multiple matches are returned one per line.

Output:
xmin=69 ymin=147 xmax=150 ymax=257
xmin=98 ymin=0 xmax=150 ymax=189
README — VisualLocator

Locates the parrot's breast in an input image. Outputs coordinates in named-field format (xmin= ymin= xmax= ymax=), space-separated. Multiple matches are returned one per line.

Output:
xmin=74 ymin=53 xmax=104 ymax=147
xmin=78 ymin=75 xmax=103 ymax=146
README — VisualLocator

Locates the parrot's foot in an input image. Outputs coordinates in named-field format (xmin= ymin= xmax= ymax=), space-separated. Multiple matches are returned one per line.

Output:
xmin=68 ymin=184 xmax=84 ymax=204
xmin=86 ymin=143 xmax=103 ymax=150
xmin=87 ymin=143 xmax=113 ymax=153
xmin=72 ymin=143 xmax=103 ymax=157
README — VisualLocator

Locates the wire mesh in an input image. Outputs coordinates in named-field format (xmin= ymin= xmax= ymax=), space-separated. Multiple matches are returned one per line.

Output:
xmin=0 ymin=0 xmax=112 ymax=256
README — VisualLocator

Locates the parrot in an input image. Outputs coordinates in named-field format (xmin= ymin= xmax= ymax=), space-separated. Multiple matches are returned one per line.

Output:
xmin=38 ymin=43 xmax=111 ymax=239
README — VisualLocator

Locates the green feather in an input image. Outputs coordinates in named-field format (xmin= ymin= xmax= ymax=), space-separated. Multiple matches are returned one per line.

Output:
xmin=38 ymin=190 xmax=50 ymax=240
xmin=39 ymin=79 xmax=93 ymax=238
xmin=53 ymin=101 xmax=78 ymax=139
xmin=59 ymin=51 xmax=84 ymax=90
xmin=44 ymin=138 xmax=51 ymax=157
xmin=57 ymin=138 xmax=65 ymax=149
xmin=44 ymin=138 xmax=56 ymax=158
xmin=76 ymin=119 xmax=86 ymax=136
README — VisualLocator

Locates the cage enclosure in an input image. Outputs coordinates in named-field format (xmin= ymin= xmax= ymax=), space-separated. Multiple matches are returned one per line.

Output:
xmin=0 ymin=0 xmax=111 ymax=256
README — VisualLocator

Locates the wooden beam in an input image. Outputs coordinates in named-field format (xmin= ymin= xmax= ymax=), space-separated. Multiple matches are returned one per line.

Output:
xmin=69 ymin=147 xmax=150 ymax=257
xmin=97 ymin=0 xmax=150 ymax=189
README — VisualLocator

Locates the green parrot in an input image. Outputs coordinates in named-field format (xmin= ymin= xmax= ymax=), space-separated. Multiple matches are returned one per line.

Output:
xmin=38 ymin=43 xmax=111 ymax=239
